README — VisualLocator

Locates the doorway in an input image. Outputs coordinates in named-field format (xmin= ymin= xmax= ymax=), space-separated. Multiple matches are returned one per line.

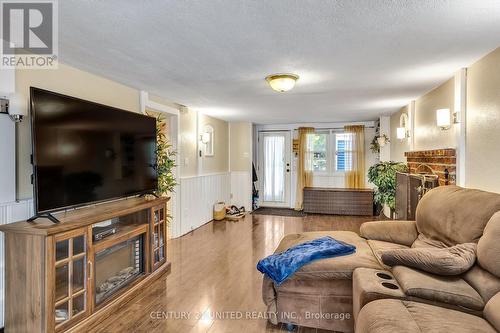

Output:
xmin=258 ymin=131 xmax=291 ymax=207
xmin=140 ymin=91 xmax=181 ymax=238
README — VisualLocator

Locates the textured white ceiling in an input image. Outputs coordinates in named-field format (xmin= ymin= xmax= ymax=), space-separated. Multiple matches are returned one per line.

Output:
xmin=59 ymin=0 xmax=500 ymax=124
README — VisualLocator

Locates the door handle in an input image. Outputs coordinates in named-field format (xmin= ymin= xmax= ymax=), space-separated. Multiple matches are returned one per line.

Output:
xmin=88 ymin=261 xmax=93 ymax=280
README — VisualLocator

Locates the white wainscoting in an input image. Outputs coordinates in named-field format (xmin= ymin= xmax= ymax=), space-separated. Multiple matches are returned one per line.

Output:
xmin=180 ymin=173 xmax=230 ymax=236
xmin=230 ymin=171 xmax=252 ymax=212
xmin=0 ymin=199 xmax=34 ymax=328
xmin=0 ymin=117 xmax=15 ymax=204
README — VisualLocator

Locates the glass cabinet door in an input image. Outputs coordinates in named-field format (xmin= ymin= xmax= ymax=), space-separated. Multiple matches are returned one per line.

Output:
xmin=54 ymin=229 xmax=89 ymax=330
xmin=151 ymin=205 xmax=167 ymax=271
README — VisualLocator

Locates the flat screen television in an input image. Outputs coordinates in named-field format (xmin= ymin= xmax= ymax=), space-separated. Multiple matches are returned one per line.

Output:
xmin=30 ymin=87 xmax=157 ymax=214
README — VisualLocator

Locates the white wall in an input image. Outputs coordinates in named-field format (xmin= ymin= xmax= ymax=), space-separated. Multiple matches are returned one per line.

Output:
xmin=413 ymin=77 xmax=456 ymax=151
xmin=229 ymin=122 xmax=253 ymax=211
xmin=466 ymin=47 xmax=500 ymax=192
xmin=389 ymin=78 xmax=457 ymax=163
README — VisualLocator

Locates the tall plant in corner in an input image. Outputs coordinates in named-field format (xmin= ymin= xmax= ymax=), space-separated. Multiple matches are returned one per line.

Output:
xmin=368 ymin=161 xmax=408 ymax=216
xmin=154 ymin=114 xmax=177 ymax=197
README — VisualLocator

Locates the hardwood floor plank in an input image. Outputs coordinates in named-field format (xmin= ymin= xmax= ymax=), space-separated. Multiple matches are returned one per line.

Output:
xmin=87 ymin=213 xmax=375 ymax=332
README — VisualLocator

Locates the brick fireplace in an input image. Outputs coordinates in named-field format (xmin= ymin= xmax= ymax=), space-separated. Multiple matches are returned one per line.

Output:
xmin=404 ymin=148 xmax=456 ymax=186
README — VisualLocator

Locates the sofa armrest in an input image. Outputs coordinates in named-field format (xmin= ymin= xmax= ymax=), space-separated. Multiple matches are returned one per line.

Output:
xmin=360 ymin=221 xmax=418 ymax=247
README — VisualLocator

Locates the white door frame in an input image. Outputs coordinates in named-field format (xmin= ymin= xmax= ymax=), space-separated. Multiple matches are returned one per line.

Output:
xmin=140 ymin=91 xmax=181 ymax=238
xmin=258 ymin=131 xmax=292 ymax=208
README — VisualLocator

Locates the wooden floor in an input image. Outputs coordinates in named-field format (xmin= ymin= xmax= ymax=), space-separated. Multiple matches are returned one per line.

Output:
xmin=87 ymin=213 xmax=376 ymax=333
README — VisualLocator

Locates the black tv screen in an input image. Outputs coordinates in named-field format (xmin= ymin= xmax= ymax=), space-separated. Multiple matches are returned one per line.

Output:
xmin=30 ymin=87 xmax=157 ymax=213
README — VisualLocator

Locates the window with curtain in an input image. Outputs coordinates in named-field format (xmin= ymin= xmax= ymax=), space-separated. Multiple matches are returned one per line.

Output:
xmin=309 ymin=131 xmax=354 ymax=174
xmin=335 ymin=133 xmax=353 ymax=171
xmin=307 ymin=132 xmax=328 ymax=172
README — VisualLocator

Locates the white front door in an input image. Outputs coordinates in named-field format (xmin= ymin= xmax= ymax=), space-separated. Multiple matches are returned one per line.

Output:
xmin=258 ymin=131 xmax=291 ymax=207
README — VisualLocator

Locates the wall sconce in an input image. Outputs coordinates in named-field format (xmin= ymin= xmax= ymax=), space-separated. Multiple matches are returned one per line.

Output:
xmin=0 ymin=93 xmax=26 ymax=122
xmin=397 ymin=113 xmax=410 ymax=140
xmin=436 ymin=108 xmax=451 ymax=130
xmin=396 ymin=127 xmax=406 ymax=140
xmin=200 ymin=125 xmax=214 ymax=156
xmin=200 ymin=132 xmax=211 ymax=144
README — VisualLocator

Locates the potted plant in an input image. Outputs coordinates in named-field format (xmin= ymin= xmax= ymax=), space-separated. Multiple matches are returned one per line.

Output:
xmin=368 ymin=161 xmax=408 ymax=218
xmin=154 ymin=115 xmax=177 ymax=197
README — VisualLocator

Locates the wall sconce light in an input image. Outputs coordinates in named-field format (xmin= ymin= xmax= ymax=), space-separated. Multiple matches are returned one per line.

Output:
xmin=200 ymin=132 xmax=211 ymax=144
xmin=396 ymin=127 xmax=406 ymax=140
xmin=0 ymin=93 xmax=26 ymax=122
xmin=397 ymin=113 xmax=410 ymax=140
xmin=201 ymin=125 xmax=214 ymax=156
xmin=436 ymin=108 xmax=451 ymax=130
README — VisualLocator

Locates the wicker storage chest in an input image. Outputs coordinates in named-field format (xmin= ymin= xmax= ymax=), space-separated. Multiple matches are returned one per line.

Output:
xmin=303 ymin=187 xmax=374 ymax=216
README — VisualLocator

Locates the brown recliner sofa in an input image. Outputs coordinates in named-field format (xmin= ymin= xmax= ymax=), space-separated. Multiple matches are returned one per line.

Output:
xmin=356 ymin=208 xmax=500 ymax=333
xmin=262 ymin=186 xmax=500 ymax=332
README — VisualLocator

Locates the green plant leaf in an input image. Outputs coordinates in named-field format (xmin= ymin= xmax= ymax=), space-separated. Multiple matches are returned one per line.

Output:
xmin=368 ymin=161 xmax=408 ymax=210
xmin=153 ymin=114 xmax=177 ymax=200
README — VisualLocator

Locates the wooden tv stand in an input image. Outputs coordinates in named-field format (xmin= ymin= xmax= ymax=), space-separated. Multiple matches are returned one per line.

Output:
xmin=0 ymin=197 xmax=170 ymax=333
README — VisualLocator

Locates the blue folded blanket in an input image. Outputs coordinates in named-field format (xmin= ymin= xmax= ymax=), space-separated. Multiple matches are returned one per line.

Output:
xmin=257 ymin=236 xmax=356 ymax=285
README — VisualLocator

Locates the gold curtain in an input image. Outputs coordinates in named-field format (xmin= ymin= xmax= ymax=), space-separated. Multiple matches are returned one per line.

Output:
xmin=344 ymin=125 xmax=366 ymax=189
xmin=295 ymin=127 xmax=315 ymax=210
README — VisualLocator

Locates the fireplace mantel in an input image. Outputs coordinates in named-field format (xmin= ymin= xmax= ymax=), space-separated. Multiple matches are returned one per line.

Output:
xmin=405 ymin=148 xmax=456 ymax=186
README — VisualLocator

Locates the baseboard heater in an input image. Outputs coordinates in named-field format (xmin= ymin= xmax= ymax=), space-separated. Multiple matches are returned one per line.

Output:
xmin=303 ymin=187 xmax=374 ymax=216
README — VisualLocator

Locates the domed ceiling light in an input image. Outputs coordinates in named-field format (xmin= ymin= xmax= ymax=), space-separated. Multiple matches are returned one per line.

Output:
xmin=265 ymin=73 xmax=299 ymax=92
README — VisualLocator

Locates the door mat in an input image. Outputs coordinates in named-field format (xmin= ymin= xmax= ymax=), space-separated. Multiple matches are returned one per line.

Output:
xmin=252 ymin=207 xmax=306 ymax=217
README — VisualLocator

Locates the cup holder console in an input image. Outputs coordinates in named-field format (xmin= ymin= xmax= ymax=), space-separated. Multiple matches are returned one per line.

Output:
xmin=382 ymin=282 xmax=399 ymax=290
xmin=376 ymin=272 xmax=392 ymax=280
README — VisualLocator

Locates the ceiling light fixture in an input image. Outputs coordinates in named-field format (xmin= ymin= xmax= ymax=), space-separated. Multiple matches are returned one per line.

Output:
xmin=265 ymin=73 xmax=299 ymax=92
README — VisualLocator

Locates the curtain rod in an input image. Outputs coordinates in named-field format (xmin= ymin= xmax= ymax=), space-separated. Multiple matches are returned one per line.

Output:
xmin=258 ymin=126 xmax=375 ymax=132
xmin=312 ymin=126 xmax=376 ymax=130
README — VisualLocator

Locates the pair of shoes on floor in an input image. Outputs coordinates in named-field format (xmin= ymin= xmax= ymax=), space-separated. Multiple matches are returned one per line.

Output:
xmin=226 ymin=205 xmax=245 ymax=215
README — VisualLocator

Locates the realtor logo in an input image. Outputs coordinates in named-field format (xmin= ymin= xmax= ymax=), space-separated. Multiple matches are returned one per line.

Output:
xmin=1 ymin=0 xmax=58 ymax=68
